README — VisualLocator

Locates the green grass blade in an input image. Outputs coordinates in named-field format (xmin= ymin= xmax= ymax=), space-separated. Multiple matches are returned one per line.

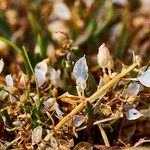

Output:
xmin=22 ymin=46 xmax=40 ymax=101
xmin=0 ymin=36 xmax=21 ymax=53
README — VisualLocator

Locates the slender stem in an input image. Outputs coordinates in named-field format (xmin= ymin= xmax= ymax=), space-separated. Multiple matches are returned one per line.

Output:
xmin=42 ymin=62 xmax=138 ymax=143
xmin=0 ymin=36 xmax=21 ymax=53
xmin=22 ymin=46 xmax=40 ymax=101
xmin=98 ymin=124 xmax=110 ymax=147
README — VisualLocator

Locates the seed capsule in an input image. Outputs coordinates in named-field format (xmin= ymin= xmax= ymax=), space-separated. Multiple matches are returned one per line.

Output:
xmin=97 ymin=43 xmax=114 ymax=70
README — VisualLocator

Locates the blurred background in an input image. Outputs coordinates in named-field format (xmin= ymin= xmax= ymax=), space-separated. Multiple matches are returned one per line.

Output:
xmin=0 ymin=0 xmax=149 ymax=71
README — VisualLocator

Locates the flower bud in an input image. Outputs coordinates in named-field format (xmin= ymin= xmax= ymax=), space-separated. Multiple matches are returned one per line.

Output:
xmin=20 ymin=73 xmax=28 ymax=87
xmin=97 ymin=43 xmax=114 ymax=70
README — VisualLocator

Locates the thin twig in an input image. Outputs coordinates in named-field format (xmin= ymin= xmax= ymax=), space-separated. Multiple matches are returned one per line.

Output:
xmin=76 ymin=116 xmax=116 ymax=131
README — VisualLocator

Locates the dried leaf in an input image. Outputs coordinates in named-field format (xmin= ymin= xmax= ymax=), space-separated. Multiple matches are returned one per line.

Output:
xmin=126 ymin=108 xmax=143 ymax=120
xmin=74 ymin=142 xmax=93 ymax=150
xmin=32 ymin=126 xmax=42 ymax=145
xmin=58 ymin=92 xmax=81 ymax=105
xmin=100 ymin=104 xmax=112 ymax=116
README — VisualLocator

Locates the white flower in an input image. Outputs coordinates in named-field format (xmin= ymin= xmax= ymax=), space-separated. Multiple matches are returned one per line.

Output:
xmin=32 ymin=126 xmax=42 ymax=145
xmin=126 ymin=108 xmax=143 ymax=120
xmin=5 ymin=74 xmax=13 ymax=86
xmin=35 ymin=69 xmax=46 ymax=87
xmin=53 ymin=2 xmax=71 ymax=20
xmin=41 ymin=98 xmax=56 ymax=113
xmin=35 ymin=61 xmax=48 ymax=87
xmin=73 ymin=56 xmax=88 ymax=90
xmin=35 ymin=61 xmax=48 ymax=75
xmin=139 ymin=69 xmax=150 ymax=87
xmin=0 ymin=59 xmax=4 ymax=74
xmin=48 ymin=67 xmax=61 ymax=87
xmin=123 ymin=82 xmax=140 ymax=97
xmin=54 ymin=102 xmax=63 ymax=120
xmin=5 ymin=74 xmax=17 ymax=103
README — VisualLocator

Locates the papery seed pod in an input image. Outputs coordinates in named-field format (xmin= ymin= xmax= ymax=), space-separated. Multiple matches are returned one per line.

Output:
xmin=20 ymin=73 xmax=28 ymax=87
xmin=32 ymin=126 xmax=42 ymax=145
xmin=5 ymin=74 xmax=13 ymax=87
xmin=97 ymin=43 xmax=114 ymax=70
xmin=50 ymin=136 xmax=58 ymax=148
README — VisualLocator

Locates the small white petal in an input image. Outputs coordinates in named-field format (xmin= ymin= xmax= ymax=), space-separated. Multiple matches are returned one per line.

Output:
xmin=97 ymin=76 xmax=105 ymax=90
xmin=0 ymin=59 xmax=4 ymax=74
xmin=73 ymin=56 xmax=88 ymax=87
xmin=32 ymin=126 xmax=42 ymax=145
xmin=48 ymin=67 xmax=61 ymax=87
xmin=139 ymin=70 xmax=150 ymax=87
xmin=54 ymin=102 xmax=63 ymax=120
xmin=53 ymin=2 xmax=71 ymax=20
xmin=35 ymin=69 xmax=46 ymax=87
xmin=138 ymin=66 xmax=150 ymax=77
xmin=35 ymin=61 xmax=48 ymax=75
xmin=82 ymin=0 xmax=94 ymax=7
xmin=76 ymin=78 xmax=87 ymax=90
xmin=126 ymin=108 xmax=143 ymax=120
xmin=74 ymin=115 xmax=85 ymax=127
xmin=41 ymin=98 xmax=56 ymax=113
xmin=50 ymin=136 xmax=58 ymax=148
xmin=5 ymin=74 xmax=13 ymax=86
xmin=9 ymin=95 xmax=17 ymax=103
xmin=123 ymin=82 xmax=140 ymax=97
